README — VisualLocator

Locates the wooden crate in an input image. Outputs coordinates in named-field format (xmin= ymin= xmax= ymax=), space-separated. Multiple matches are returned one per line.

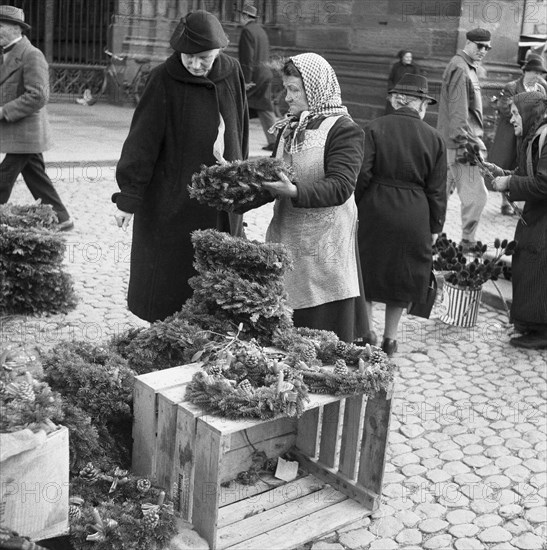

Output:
xmin=133 ymin=366 xmax=393 ymax=549
xmin=0 ymin=426 xmax=69 ymax=541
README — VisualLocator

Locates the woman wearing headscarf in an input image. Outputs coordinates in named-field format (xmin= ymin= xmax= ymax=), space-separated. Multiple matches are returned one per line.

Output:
xmin=385 ymin=50 xmax=421 ymax=114
xmin=262 ymin=53 xmax=369 ymax=343
xmin=356 ymin=74 xmax=447 ymax=356
xmin=486 ymin=92 xmax=547 ymax=349
xmin=112 ymin=10 xmax=248 ymax=323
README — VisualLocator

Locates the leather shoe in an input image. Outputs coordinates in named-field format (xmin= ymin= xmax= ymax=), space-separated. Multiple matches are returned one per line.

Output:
xmin=262 ymin=143 xmax=275 ymax=151
xmin=56 ymin=219 xmax=74 ymax=232
xmin=509 ymin=334 xmax=547 ymax=350
xmin=381 ymin=338 xmax=398 ymax=357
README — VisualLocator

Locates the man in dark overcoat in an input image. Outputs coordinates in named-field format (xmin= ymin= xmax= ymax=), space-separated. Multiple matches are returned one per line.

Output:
xmin=238 ymin=3 xmax=276 ymax=151
xmin=0 ymin=5 xmax=72 ymax=230
xmin=489 ymin=54 xmax=547 ymax=215
xmin=113 ymin=10 xmax=249 ymax=323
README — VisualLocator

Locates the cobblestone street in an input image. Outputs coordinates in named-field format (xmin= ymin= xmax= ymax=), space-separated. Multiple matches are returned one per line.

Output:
xmin=1 ymin=108 xmax=546 ymax=549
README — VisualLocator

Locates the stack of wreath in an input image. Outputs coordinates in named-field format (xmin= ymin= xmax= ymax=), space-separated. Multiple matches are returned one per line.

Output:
xmin=188 ymin=157 xmax=291 ymax=213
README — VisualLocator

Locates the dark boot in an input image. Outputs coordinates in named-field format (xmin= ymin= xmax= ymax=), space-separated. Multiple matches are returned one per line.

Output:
xmin=381 ymin=338 xmax=398 ymax=357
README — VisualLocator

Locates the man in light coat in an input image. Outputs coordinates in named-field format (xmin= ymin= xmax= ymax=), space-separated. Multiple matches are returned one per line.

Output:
xmin=437 ymin=27 xmax=492 ymax=249
xmin=0 ymin=5 xmax=73 ymax=230
xmin=238 ymin=3 xmax=276 ymax=151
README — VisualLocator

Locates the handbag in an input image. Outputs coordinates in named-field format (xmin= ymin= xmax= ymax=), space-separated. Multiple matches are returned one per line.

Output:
xmin=408 ymin=271 xmax=438 ymax=319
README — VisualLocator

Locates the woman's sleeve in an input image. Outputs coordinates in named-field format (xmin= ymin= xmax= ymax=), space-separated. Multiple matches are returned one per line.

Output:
xmin=508 ymin=138 xmax=547 ymax=202
xmin=114 ymin=69 xmax=167 ymax=213
xmin=292 ymin=118 xmax=365 ymax=208
xmin=354 ymin=126 xmax=375 ymax=205
xmin=387 ymin=63 xmax=396 ymax=90
xmin=424 ymin=137 xmax=448 ymax=233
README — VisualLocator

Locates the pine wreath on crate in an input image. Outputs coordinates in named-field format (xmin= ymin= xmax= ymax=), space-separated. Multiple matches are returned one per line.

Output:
xmin=185 ymin=325 xmax=396 ymax=420
xmin=189 ymin=157 xmax=292 ymax=213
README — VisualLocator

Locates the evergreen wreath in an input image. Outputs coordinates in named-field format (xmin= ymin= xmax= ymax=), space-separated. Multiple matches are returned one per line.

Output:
xmin=0 ymin=203 xmax=77 ymax=315
xmin=69 ymin=465 xmax=176 ymax=550
xmin=185 ymin=327 xmax=396 ymax=420
xmin=189 ymin=157 xmax=292 ymax=213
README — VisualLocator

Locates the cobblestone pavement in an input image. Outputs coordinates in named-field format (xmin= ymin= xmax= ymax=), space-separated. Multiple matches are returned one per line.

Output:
xmin=3 ymin=170 xmax=546 ymax=550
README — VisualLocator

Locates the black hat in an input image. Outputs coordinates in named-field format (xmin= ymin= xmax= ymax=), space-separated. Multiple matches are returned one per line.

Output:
xmin=523 ymin=54 xmax=547 ymax=74
xmin=239 ymin=3 xmax=258 ymax=18
xmin=170 ymin=10 xmax=228 ymax=54
xmin=466 ymin=28 xmax=491 ymax=42
xmin=0 ymin=5 xmax=31 ymax=31
xmin=388 ymin=73 xmax=437 ymax=105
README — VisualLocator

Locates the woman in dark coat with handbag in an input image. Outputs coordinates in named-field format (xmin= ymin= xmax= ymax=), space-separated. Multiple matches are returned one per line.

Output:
xmin=113 ymin=11 xmax=249 ymax=323
xmin=487 ymin=92 xmax=547 ymax=350
xmin=356 ymin=74 xmax=447 ymax=356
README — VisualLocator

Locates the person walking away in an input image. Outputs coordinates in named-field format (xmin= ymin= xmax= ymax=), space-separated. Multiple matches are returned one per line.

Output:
xmin=113 ymin=10 xmax=248 ymax=323
xmin=356 ymin=74 xmax=447 ymax=356
xmin=489 ymin=54 xmax=547 ymax=215
xmin=238 ymin=3 xmax=277 ymax=151
xmin=485 ymin=92 xmax=547 ymax=350
xmin=385 ymin=49 xmax=421 ymax=114
xmin=437 ymin=28 xmax=492 ymax=251
xmin=0 ymin=5 xmax=73 ymax=231
xmin=262 ymin=53 xmax=370 ymax=343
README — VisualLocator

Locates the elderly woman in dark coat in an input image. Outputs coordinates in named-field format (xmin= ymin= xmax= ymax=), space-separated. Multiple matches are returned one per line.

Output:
xmin=262 ymin=53 xmax=369 ymax=343
xmin=385 ymin=50 xmax=421 ymax=115
xmin=356 ymin=74 xmax=447 ymax=356
xmin=113 ymin=11 xmax=248 ymax=323
xmin=489 ymin=55 xmax=547 ymax=215
xmin=487 ymin=92 xmax=547 ymax=350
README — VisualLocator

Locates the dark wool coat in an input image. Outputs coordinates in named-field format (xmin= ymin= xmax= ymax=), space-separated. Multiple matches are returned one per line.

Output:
xmin=356 ymin=108 xmax=447 ymax=305
xmin=238 ymin=20 xmax=274 ymax=112
xmin=489 ymin=77 xmax=547 ymax=169
xmin=114 ymin=52 xmax=249 ymax=322
xmin=507 ymin=126 xmax=547 ymax=328
xmin=0 ymin=36 xmax=51 ymax=153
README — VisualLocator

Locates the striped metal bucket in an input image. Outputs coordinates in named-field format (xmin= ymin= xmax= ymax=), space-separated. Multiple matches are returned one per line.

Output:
xmin=439 ymin=282 xmax=482 ymax=327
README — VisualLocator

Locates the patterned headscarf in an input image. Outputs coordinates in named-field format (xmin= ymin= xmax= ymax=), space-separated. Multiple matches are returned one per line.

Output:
xmin=271 ymin=53 xmax=349 ymax=153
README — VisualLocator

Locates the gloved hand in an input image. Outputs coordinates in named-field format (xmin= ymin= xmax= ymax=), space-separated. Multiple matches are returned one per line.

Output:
xmin=482 ymin=161 xmax=505 ymax=177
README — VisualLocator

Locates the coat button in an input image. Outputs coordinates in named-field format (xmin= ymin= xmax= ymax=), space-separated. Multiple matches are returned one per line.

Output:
xmin=206 ymin=84 xmax=213 ymax=89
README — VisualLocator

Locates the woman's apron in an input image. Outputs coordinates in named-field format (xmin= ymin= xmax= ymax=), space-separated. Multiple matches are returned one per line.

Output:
xmin=266 ymin=115 xmax=360 ymax=310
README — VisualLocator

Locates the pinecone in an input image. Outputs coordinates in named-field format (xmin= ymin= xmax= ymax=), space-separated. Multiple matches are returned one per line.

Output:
xmin=335 ymin=341 xmax=347 ymax=357
xmin=333 ymin=359 xmax=348 ymax=376
xmin=209 ymin=363 xmax=223 ymax=376
xmin=245 ymin=354 xmax=259 ymax=369
xmin=142 ymin=512 xmax=160 ymax=531
xmin=69 ymin=504 xmax=81 ymax=521
xmin=300 ymin=344 xmax=317 ymax=363
xmin=136 ymin=478 xmax=152 ymax=494
xmin=370 ymin=350 xmax=386 ymax=364
xmin=79 ymin=462 xmax=100 ymax=484
xmin=238 ymin=379 xmax=253 ymax=394
xmin=0 ymin=380 xmax=7 ymax=397
xmin=6 ymin=381 xmax=36 ymax=402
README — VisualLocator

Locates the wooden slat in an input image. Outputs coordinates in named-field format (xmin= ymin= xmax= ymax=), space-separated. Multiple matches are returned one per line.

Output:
xmin=219 ymin=433 xmax=296 ymax=484
xmin=318 ymin=400 xmax=341 ymax=468
xmin=338 ymin=394 xmax=365 ymax=479
xmin=291 ymin=450 xmax=378 ymax=510
xmin=217 ymin=487 xmax=346 ymax=549
xmin=192 ymin=418 xmax=226 ymax=549
xmin=296 ymin=407 xmax=320 ymax=458
xmin=357 ymin=390 xmax=392 ymax=503
xmin=155 ymin=386 xmax=190 ymax=492
xmin=218 ymin=474 xmax=325 ymax=527
xmin=173 ymin=400 xmax=206 ymax=521
xmin=219 ymin=476 xmax=287 ymax=509
xmin=131 ymin=363 xmax=201 ymax=477
xmin=224 ymin=498 xmax=371 ymax=550
xmin=227 ymin=417 xmax=296 ymax=451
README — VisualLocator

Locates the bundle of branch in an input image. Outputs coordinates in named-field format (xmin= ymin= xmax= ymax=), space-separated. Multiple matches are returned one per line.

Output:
xmin=189 ymin=157 xmax=292 ymax=212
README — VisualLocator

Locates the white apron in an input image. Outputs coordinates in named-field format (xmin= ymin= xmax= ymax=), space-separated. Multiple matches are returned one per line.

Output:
xmin=266 ymin=115 xmax=360 ymax=309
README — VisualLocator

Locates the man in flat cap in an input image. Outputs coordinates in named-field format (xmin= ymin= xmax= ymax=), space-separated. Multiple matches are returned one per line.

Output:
xmin=113 ymin=10 xmax=249 ymax=322
xmin=0 ymin=5 xmax=73 ymax=230
xmin=437 ymin=27 xmax=492 ymax=250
